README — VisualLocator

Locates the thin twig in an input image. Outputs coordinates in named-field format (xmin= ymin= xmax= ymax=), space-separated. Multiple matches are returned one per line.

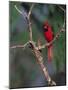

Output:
xmin=28 ymin=4 xmax=35 ymax=18
xmin=10 ymin=45 xmax=24 ymax=49
xmin=28 ymin=19 xmax=33 ymax=41
xmin=14 ymin=5 xmax=24 ymax=16
xmin=58 ymin=5 xmax=65 ymax=13
xmin=58 ymin=5 xmax=66 ymax=29
xmin=27 ymin=4 xmax=35 ymax=41
xmin=10 ymin=41 xmax=30 ymax=49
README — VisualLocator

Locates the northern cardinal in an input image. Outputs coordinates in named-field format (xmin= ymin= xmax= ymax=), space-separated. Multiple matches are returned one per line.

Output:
xmin=43 ymin=21 xmax=54 ymax=62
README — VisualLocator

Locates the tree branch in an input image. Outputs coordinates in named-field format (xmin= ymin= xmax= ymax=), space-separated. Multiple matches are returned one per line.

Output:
xmin=10 ymin=41 xmax=30 ymax=49
xmin=58 ymin=5 xmax=66 ymax=13
xmin=36 ymin=26 xmax=65 ymax=50
xmin=14 ymin=4 xmax=34 ymax=41
xmin=31 ymin=42 xmax=56 ymax=85
xmin=27 ymin=4 xmax=35 ymax=41
xmin=28 ymin=4 xmax=35 ymax=18
xmin=14 ymin=5 xmax=24 ymax=16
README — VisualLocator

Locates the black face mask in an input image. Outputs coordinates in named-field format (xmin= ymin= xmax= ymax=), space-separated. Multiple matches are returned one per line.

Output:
xmin=44 ymin=28 xmax=48 ymax=32
xmin=42 ymin=24 xmax=48 ymax=32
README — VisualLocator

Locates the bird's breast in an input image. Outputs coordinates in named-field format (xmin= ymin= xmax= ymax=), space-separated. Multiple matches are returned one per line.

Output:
xmin=44 ymin=31 xmax=53 ymax=42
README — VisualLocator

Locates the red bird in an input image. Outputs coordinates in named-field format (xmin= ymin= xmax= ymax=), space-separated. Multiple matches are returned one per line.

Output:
xmin=43 ymin=21 xmax=54 ymax=62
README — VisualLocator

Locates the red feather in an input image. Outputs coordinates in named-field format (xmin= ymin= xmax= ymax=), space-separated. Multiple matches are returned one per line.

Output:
xmin=43 ymin=21 xmax=54 ymax=62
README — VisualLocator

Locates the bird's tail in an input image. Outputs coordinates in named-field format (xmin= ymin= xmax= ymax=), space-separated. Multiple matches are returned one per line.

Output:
xmin=48 ymin=45 xmax=53 ymax=62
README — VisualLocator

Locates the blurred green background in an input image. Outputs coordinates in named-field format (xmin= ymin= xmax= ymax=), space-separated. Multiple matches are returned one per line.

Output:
xmin=9 ymin=1 xmax=66 ymax=89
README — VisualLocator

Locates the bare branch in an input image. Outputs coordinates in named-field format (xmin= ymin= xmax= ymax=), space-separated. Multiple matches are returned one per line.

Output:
xmin=36 ymin=27 xmax=65 ymax=50
xmin=29 ymin=41 xmax=56 ymax=86
xmin=10 ymin=45 xmax=24 ymax=49
xmin=58 ymin=5 xmax=66 ymax=32
xmin=10 ymin=40 xmax=56 ymax=85
xmin=10 ymin=41 xmax=30 ymax=49
xmin=28 ymin=4 xmax=35 ymax=18
xmin=14 ymin=4 xmax=35 ymax=41
xmin=47 ymin=28 xmax=65 ymax=45
xmin=14 ymin=5 xmax=24 ymax=16
xmin=58 ymin=5 xmax=66 ymax=13
xmin=27 ymin=4 xmax=35 ymax=41
xmin=28 ymin=19 xmax=33 ymax=41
